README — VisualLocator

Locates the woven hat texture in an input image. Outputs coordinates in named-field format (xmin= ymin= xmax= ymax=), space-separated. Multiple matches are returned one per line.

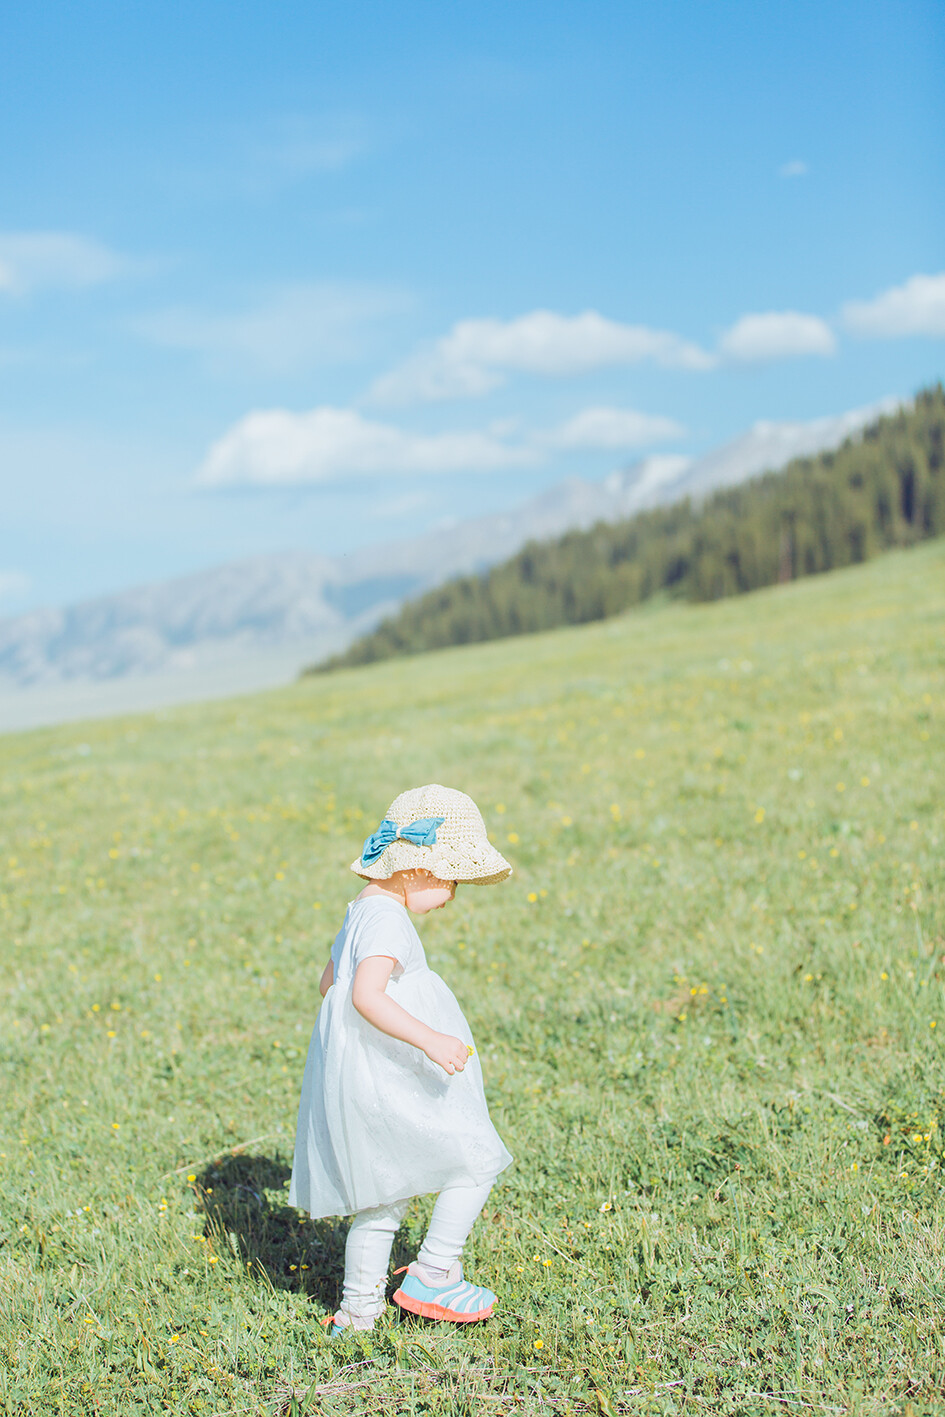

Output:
xmin=350 ymin=784 xmax=512 ymax=885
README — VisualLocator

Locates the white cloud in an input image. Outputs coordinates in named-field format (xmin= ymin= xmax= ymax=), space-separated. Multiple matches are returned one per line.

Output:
xmin=196 ymin=398 xmax=689 ymax=488
xmin=196 ymin=406 xmax=537 ymax=487
xmin=137 ymin=283 xmax=411 ymax=374
xmin=779 ymin=159 xmax=808 ymax=178
xmin=369 ymin=308 xmax=715 ymax=404
xmin=842 ymin=273 xmax=945 ymax=338
xmin=0 ymin=232 xmax=133 ymax=295
xmin=719 ymin=310 xmax=836 ymax=362
xmin=541 ymin=406 xmax=686 ymax=450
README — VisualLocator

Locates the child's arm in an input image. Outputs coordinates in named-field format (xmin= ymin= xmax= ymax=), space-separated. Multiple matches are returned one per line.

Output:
xmin=352 ymin=956 xmax=470 ymax=1075
xmin=319 ymin=959 xmax=334 ymax=997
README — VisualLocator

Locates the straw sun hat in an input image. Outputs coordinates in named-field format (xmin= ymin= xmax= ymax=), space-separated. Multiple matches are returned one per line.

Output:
xmin=350 ymin=784 xmax=512 ymax=886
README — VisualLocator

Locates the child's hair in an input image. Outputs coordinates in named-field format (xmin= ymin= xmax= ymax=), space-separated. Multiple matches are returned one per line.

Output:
xmin=350 ymin=784 xmax=512 ymax=886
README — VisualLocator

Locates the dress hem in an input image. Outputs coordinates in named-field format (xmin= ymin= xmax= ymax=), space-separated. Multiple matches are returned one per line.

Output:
xmin=289 ymin=1157 xmax=513 ymax=1220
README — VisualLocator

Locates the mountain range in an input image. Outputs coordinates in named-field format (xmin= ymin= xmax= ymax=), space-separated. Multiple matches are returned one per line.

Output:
xmin=0 ymin=396 xmax=900 ymax=730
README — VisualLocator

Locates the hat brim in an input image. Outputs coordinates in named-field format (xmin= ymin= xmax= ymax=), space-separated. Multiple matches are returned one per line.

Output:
xmin=349 ymin=837 xmax=512 ymax=885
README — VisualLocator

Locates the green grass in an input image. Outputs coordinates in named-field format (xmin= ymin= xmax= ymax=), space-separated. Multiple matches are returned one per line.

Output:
xmin=1 ymin=540 xmax=943 ymax=1416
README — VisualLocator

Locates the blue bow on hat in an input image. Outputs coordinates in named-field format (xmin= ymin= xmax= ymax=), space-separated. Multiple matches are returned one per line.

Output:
xmin=361 ymin=816 xmax=446 ymax=866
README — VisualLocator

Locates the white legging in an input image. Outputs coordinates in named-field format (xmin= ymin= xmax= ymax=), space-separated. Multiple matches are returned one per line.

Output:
xmin=341 ymin=1178 xmax=495 ymax=1320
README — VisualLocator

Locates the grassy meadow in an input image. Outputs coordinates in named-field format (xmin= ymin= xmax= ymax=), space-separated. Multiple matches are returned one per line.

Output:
xmin=1 ymin=540 xmax=944 ymax=1416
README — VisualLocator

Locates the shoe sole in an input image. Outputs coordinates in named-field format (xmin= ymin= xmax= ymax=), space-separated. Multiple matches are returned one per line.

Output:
xmin=392 ymin=1287 xmax=494 ymax=1323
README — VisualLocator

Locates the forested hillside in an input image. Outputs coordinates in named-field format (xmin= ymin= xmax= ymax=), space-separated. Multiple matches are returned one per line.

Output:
xmin=313 ymin=385 xmax=944 ymax=671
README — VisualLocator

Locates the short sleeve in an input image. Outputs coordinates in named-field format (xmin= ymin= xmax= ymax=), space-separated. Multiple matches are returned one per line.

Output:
xmin=350 ymin=904 xmax=416 ymax=978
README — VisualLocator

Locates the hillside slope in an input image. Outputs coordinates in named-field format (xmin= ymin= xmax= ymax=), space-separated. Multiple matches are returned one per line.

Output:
xmin=319 ymin=386 xmax=942 ymax=670
xmin=0 ymin=395 xmax=894 ymax=711
xmin=1 ymin=540 xmax=942 ymax=1412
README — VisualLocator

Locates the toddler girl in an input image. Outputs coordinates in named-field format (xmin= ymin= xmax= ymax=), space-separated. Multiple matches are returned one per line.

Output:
xmin=289 ymin=784 xmax=513 ymax=1334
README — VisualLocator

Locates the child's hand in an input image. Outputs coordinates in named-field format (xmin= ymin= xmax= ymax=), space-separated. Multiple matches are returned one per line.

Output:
xmin=424 ymin=1031 xmax=471 ymax=1076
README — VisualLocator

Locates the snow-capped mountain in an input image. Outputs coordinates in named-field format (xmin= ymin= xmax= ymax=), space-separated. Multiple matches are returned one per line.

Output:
xmin=0 ymin=396 xmax=899 ymax=728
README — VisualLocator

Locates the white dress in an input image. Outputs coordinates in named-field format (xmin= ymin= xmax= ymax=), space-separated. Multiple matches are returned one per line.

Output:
xmin=289 ymin=895 xmax=513 ymax=1218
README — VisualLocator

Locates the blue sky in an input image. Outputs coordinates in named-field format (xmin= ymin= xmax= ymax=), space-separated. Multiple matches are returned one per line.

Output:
xmin=1 ymin=0 xmax=943 ymax=613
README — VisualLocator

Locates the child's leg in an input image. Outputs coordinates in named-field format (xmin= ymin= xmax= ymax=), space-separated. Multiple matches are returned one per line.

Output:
xmin=392 ymin=1179 xmax=500 ymax=1322
xmin=416 ymin=1178 xmax=495 ymax=1276
xmin=339 ymin=1198 xmax=411 ymax=1327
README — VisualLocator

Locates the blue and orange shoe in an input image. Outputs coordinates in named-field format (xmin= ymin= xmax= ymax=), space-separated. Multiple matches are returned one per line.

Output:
xmin=392 ymin=1261 xmax=496 ymax=1323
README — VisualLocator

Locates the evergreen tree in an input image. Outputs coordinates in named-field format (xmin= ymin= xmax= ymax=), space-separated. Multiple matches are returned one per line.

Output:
xmin=310 ymin=385 xmax=945 ymax=673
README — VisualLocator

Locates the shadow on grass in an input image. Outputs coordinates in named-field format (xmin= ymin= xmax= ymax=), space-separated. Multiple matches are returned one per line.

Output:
xmin=195 ymin=1152 xmax=347 ymax=1314
xmin=194 ymin=1152 xmax=423 ymax=1320
xmin=194 ymin=1150 xmax=419 ymax=1314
